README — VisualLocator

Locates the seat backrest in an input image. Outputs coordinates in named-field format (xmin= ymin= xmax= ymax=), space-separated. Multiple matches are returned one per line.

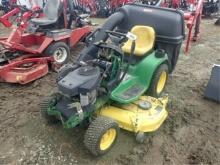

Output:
xmin=131 ymin=26 xmax=155 ymax=50
xmin=122 ymin=25 xmax=155 ymax=56
xmin=43 ymin=0 xmax=61 ymax=20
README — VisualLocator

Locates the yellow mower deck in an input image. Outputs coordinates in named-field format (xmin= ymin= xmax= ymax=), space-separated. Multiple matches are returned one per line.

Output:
xmin=98 ymin=96 xmax=168 ymax=133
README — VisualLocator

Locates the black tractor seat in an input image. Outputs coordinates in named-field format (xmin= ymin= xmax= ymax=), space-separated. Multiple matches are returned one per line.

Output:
xmin=30 ymin=0 xmax=62 ymax=26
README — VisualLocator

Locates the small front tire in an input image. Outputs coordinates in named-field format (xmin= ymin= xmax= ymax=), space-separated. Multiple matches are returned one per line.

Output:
xmin=84 ymin=116 xmax=119 ymax=156
xmin=40 ymin=93 xmax=60 ymax=124
xmin=136 ymin=131 xmax=145 ymax=144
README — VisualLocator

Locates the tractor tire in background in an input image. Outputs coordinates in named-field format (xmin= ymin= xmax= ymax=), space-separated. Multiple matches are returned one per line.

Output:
xmin=84 ymin=116 xmax=119 ymax=156
xmin=97 ymin=0 xmax=109 ymax=17
xmin=40 ymin=93 xmax=61 ymax=124
xmin=148 ymin=64 xmax=169 ymax=98
xmin=44 ymin=42 xmax=70 ymax=70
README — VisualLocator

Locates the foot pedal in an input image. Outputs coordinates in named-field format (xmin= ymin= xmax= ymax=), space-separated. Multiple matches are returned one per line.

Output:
xmin=112 ymin=84 xmax=145 ymax=103
xmin=117 ymin=85 xmax=144 ymax=100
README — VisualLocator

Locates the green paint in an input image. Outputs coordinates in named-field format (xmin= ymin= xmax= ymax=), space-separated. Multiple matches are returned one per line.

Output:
xmin=46 ymin=49 xmax=169 ymax=129
xmin=47 ymin=97 xmax=108 ymax=129
xmin=111 ymin=51 xmax=168 ymax=103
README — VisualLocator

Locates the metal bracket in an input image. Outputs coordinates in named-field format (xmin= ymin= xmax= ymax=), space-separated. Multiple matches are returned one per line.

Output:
xmin=68 ymin=102 xmax=84 ymax=121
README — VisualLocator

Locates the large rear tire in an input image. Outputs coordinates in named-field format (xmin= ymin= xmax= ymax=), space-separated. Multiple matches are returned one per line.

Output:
xmin=148 ymin=64 xmax=169 ymax=98
xmin=84 ymin=116 xmax=119 ymax=156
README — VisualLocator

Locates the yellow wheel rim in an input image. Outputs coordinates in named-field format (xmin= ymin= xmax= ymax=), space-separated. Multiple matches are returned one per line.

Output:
xmin=100 ymin=128 xmax=116 ymax=151
xmin=156 ymin=71 xmax=167 ymax=94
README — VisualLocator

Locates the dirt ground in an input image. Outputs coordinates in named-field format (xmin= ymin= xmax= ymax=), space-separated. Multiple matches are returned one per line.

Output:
xmin=0 ymin=19 xmax=220 ymax=165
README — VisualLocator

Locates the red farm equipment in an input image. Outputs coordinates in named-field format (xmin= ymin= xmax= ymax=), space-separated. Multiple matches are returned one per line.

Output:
xmin=75 ymin=0 xmax=136 ymax=16
xmin=159 ymin=0 xmax=204 ymax=53
xmin=76 ymin=0 xmax=98 ymax=15
xmin=0 ymin=3 xmax=42 ymax=28
xmin=108 ymin=0 xmax=136 ymax=13
xmin=0 ymin=0 xmax=92 ymax=84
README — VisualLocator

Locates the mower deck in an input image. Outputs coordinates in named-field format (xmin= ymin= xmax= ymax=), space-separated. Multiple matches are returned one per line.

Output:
xmin=99 ymin=96 xmax=168 ymax=133
xmin=0 ymin=57 xmax=52 ymax=84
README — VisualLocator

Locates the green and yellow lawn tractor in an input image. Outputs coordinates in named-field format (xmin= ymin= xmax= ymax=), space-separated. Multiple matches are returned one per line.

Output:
xmin=40 ymin=4 xmax=185 ymax=156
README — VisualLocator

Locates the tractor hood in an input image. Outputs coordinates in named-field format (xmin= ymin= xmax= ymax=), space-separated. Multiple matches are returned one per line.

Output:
xmin=58 ymin=66 xmax=101 ymax=96
xmin=79 ymin=4 xmax=185 ymax=72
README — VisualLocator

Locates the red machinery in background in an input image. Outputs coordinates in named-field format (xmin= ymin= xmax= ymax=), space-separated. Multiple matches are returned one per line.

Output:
xmin=0 ymin=0 xmax=91 ymax=84
xmin=183 ymin=0 xmax=203 ymax=53
xmin=109 ymin=0 xmax=136 ymax=13
xmin=76 ymin=0 xmax=98 ymax=15
xmin=0 ymin=4 xmax=41 ymax=28
xmin=76 ymin=0 xmax=136 ymax=16
xmin=160 ymin=0 xmax=204 ymax=53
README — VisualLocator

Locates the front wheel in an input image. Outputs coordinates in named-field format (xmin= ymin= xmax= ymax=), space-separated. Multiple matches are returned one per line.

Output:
xmin=44 ymin=42 xmax=70 ymax=66
xmin=136 ymin=131 xmax=145 ymax=144
xmin=84 ymin=116 xmax=119 ymax=156
xmin=148 ymin=64 xmax=169 ymax=98
xmin=40 ymin=93 xmax=60 ymax=124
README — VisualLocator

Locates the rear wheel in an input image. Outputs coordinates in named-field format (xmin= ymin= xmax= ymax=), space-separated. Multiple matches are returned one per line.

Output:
xmin=44 ymin=42 xmax=70 ymax=68
xmin=84 ymin=116 xmax=119 ymax=156
xmin=148 ymin=64 xmax=169 ymax=97
xmin=40 ymin=93 xmax=60 ymax=124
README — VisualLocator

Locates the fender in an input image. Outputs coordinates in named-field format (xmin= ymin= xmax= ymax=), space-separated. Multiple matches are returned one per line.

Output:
xmin=134 ymin=51 xmax=169 ymax=89
xmin=111 ymin=51 xmax=169 ymax=103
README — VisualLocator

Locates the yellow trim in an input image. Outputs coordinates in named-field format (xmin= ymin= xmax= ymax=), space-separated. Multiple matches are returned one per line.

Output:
xmin=122 ymin=26 xmax=155 ymax=56
xmin=156 ymin=71 xmax=167 ymax=94
xmin=98 ymin=96 xmax=168 ymax=133
xmin=100 ymin=128 xmax=116 ymax=151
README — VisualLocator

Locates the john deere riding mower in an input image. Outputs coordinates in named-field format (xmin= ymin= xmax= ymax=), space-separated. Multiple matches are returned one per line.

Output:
xmin=40 ymin=4 xmax=185 ymax=156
